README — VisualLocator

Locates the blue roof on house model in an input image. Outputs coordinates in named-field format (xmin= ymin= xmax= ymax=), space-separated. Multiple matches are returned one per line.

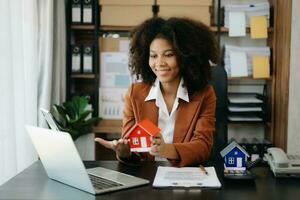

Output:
xmin=220 ymin=140 xmax=249 ymax=157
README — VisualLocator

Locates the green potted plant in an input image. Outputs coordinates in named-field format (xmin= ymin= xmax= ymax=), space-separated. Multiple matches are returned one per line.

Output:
xmin=51 ymin=95 xmax=101 ymax=160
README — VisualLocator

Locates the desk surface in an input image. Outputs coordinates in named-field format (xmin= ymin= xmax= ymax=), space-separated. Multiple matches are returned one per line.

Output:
xmin=0 ymin=160 xmax=300 ymax=200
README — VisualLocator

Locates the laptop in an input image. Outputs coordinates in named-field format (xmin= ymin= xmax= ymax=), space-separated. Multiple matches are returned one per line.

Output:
xmin=40 ymin=108 xmax=60 ymax=131
xmin=25 ymin=125 xmax=149 ymax=194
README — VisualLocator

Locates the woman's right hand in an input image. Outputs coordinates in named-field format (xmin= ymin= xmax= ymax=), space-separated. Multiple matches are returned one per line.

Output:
xmin=94 ymin=138 xmax=131 ymax=158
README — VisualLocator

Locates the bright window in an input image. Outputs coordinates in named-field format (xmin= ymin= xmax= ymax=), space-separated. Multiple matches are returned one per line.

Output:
xmin=228 ymin=157 xmax=234 ymax=164
xmin=132 ymin=137 xmax=139 ymax=145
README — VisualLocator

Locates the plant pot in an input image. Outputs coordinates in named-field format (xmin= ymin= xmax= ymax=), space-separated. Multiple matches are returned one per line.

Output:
xmin=74 ymin=133 xmax=95 ymax=161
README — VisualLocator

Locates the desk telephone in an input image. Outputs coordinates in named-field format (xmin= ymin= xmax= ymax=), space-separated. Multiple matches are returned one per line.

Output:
xmin=265 ymin=147 xmax=300 ymax=177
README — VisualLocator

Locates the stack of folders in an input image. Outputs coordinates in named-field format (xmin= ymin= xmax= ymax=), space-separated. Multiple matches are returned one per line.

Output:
xmin=224 ymin=45 xmax=270 ymax=78
xmin=71 ymin=0 xmax=94 ymax=24
xmin=224 ymin=1 xmax=270 ymax=28
xmin=228 ymin=93 xmax=266 ymax=123
xmin=71 ymin=44 xmax=95 ymax=74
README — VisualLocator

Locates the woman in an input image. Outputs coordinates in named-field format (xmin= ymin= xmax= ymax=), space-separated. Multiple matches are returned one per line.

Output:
xmin=95 ymin=17 xmax=219 ymax=167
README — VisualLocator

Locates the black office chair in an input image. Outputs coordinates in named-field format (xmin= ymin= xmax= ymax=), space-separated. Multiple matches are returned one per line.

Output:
xmin=208 ymin=65 xmax=228 ymax=161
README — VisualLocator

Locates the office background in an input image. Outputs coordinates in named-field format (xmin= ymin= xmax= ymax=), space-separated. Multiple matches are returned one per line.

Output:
xmin=0 ymin=0 xmax=299 ymax=186
xmin=287 ymin=0 xmax=300 ymax=156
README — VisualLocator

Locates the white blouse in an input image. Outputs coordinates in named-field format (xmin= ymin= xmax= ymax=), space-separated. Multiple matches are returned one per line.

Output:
xmin=144 ymin=78 xmax=189 ymax=161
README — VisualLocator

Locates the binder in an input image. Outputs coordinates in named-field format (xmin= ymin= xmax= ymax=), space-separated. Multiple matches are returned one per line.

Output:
xmin=82 ymin=0 xmax=93 ymax=24
xmin=83 ymin=45 xmax=93 ymax=73
xmin=71 ymin=0 xmax=82 ymax=24
xmin=71 ymin=45 xmax=81 ymax=73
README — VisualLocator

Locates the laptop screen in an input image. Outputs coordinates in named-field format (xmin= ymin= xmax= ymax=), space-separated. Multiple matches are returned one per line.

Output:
xmin=40 ymin=108 xmax=60 ymax=131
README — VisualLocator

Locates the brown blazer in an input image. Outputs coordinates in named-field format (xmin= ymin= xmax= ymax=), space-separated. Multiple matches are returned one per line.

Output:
xmin=121 ymin=82 xmax=216 ymax=167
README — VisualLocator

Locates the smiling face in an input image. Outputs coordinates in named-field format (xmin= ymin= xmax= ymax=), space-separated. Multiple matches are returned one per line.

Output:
xmin=149 ymin=37 xmax=181 ymax=87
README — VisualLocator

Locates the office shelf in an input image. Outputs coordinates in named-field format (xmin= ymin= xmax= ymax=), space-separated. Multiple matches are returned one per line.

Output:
xmin=210 ymin=26 xmax=274 ymax=33
xmin=71 ymin=74 xmax=96 ymax=79
xmin=66 ymin=0 xmax=292 ymax=152
xmin=71 ymin=25 xmax=95 ymax=30
xmin=228 ymin=76 xmax=272 ymax=81
xmin=228 ymin=122 xmax=271 ymax=127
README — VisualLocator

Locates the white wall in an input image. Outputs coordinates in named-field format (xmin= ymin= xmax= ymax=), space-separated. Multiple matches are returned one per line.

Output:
xmin=287 ymin=0 xmax=300 ymax=155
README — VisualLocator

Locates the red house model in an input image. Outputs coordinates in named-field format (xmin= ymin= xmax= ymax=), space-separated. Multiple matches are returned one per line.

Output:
xmin=124 ymin=119 xmax=160 ymax=152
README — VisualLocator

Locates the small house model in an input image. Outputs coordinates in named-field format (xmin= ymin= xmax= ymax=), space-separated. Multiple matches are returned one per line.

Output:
xmin=220 ymin=141 xmax=249 ymax=171
xmin=124 ymin=119 xmax=160 ymax=152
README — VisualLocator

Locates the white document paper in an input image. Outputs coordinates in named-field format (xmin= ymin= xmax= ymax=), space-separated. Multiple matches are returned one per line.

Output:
xmin=99 ymin=87 xmax=127 ymax=119
xmin=228 ymin=106 xmax=262 ymax=112
xmin=224 ymin=45 xmax=270 ymax=77
xmin=224 ymin=2 xmax=270 ymax=28
xmin=230 ymin=51 xmax=248 ymax=77
xmin=229 ymin=12 xmax=246 ymax=37
xmin=119 ymin=40 xmax=130 ymax=52
xmin=228 ymin=115 xmax=263 ymax=122
xmin=228 ymin=94 xmax=263 ymax=103
xmin=99 ymin=102 xmax=124 ymax=119
xmin=153 ymin=166 xmax=221 ymax=188
xmin=100 ymin=52 xmax=131 ymax=88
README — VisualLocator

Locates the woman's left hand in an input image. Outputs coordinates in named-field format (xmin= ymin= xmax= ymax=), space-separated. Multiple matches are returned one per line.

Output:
xmin=150 ymin=133 xmax=165 ymax=156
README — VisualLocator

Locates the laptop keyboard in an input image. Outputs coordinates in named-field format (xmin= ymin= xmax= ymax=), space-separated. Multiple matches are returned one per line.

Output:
xmin=88 ymin=174 xmax=123 ymax=190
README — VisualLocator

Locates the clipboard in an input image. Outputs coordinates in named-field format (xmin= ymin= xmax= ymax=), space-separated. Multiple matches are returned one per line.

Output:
xmin=152 ymin=166 xmax=221 ymax=188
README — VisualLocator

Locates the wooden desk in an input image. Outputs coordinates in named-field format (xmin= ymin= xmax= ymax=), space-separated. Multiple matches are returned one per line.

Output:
xmin=1 ymin=160 xmax=300 ymax=200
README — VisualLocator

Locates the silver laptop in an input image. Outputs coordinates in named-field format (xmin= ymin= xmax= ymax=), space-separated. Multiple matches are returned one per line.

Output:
xmin=25 ymin=125 xmax=149 ymax=195
xmin=40 ymin=108 xmax=60 ymax=131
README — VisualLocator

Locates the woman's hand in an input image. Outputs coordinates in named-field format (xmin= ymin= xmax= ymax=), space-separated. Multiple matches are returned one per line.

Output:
xmin=150 ymin=133 xmax=166 ymax=156
xmin=150 ymin=133 xmax=179 ymax=160
xmin=95 ymin=138 xmax=131 ymax=158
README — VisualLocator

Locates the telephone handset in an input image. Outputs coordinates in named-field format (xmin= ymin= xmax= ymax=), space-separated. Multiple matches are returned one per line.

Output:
xmin=265 ymin=147 xmax=300 ymax=177
xmin=267 ymin=147 xmax=290 ymax=168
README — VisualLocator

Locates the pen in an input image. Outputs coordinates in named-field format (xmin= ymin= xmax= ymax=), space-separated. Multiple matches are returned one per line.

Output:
xmin=199 ymin=165 xmax=208 ymax=175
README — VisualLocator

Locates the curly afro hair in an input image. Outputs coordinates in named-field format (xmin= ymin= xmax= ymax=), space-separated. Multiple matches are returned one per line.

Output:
xmin=129 ymin=17 xmax=219 ymax=96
